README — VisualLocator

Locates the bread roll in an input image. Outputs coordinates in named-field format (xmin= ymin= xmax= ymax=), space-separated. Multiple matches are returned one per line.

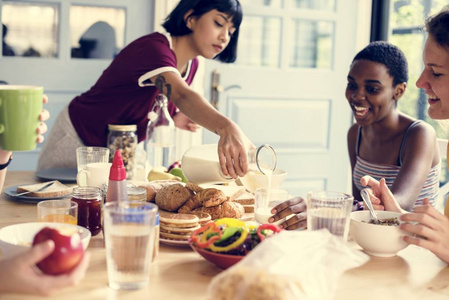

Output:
xmin=178 ymin=188 xmax=227 ymax=213
xmin=138 ymin=180 xmax=181 ymax=202
xmin=191 ymin=201 xmax=244 ymax=219
xmin=155 ymin=183 xmax=193 ymax=212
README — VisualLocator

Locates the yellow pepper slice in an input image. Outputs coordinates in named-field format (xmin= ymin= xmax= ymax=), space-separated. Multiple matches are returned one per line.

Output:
xmin=215 ymin=218 xmax=246 ymax=228
xmin=208 ymin=227 xmax=249 ymax=252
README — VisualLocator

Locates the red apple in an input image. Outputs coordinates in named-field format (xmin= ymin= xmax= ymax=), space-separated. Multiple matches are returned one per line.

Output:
xmin=32 ymin=227 xmax=84 ymax=275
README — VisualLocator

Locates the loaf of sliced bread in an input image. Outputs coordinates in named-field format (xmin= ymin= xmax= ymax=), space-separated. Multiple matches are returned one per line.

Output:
xmin=16 ymin=180 xmax=73 ymax=198
xmin=233 ymin=192 xmax=255 ymax=205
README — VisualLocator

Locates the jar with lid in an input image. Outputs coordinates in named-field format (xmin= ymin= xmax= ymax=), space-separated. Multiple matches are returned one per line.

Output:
xmin=71 ymin=186 xmax=102 ymax=236
xmin=127 ymin=186 xmax=147 ymax=202
xmin=107 ymin=124 xmax=137 ymax=179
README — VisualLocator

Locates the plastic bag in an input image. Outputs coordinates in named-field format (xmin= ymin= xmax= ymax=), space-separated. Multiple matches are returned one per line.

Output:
xmin=207 ymin=229 xmax=369 ymax=300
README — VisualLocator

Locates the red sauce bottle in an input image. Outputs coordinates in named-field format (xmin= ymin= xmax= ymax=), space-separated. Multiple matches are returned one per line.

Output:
xmin=106 ymin=150 xmax=128 ymax=203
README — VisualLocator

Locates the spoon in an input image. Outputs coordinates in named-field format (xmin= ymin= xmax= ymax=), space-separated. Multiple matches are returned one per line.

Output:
xmin=360 ymin=188 xmax=380 ymax=224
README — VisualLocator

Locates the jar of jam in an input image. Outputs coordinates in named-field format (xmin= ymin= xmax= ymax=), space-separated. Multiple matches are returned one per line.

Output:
xmin=71 ymin=186 xmax=102 ymax=236
xmin=107 ymin=124 xmax=137 ymax=179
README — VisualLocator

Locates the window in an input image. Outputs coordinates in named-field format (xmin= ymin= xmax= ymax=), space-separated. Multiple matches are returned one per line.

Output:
xmin=389 ymin=0 xmax=448 ymax=138
xmin=388 ymin=0 xmax=449 ymax=183
xmin=70 ymin=5 xmax=125 ymax=59
xmin=2 ymin=1 xmax=59 ymax=58
xmin=235 ymin=1 xmax=336 ymax=68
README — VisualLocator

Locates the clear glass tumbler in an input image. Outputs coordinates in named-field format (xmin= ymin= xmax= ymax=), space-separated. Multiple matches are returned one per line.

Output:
xmin=104 ymin=201 xmax=158 ymax=290
xmin=76 ymin=146 xmax=110 ymax=172
xmin=306 ymin=191 xmax=354 ymax=240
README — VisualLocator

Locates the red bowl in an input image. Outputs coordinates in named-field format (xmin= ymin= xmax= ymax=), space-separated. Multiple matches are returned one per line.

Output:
xmin=190 ymin=244 xmax=244 ymax=269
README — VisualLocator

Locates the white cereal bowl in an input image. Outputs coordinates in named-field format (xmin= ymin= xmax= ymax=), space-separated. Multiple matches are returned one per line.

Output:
xmin=0 ymin=222 xmax=91 ymax=259
xmin=238 ymin=169 xmax=287 ymax=193
xmin=350 ymin=210 xmax=410 ymax=257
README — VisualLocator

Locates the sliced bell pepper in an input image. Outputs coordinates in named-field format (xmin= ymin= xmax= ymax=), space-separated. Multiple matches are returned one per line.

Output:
xmin=215 ymin=218 xmax=246 ymax=228
xmin=256 ymin=223 xmax=283 ymax=242
xmin=216 ymin=227 xmax=242 ymax=243
xmin=189 ymin=222 xmax=222 ymax=248
xmin=209 ymin=227 xmax=249 ymax=252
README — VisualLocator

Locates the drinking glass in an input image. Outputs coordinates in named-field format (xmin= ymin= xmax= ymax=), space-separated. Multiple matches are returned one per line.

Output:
xmin=37 ymin=199 xmax=78 ymax=225
xmin=306 ymin=191 xmax=353 ymax=240
xmin=104 ymin=201 xmax=158 ymax=290
xmin=254 ymin=188 xmax=289 ymax=225
xmin=76 ymin=146 xmax=110 ymax=172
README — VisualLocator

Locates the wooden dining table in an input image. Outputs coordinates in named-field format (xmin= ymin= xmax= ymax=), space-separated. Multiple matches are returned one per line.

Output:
xmin=0 ymin=171 xmax=448 ymax=300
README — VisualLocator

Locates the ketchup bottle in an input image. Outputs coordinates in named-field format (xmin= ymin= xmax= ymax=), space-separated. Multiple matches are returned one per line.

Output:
xmin=106 ymin=150 xmax=128 ymax=203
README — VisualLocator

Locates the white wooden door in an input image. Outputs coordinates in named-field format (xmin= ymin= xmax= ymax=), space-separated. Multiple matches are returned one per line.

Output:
xmin=0 ymin=0 xmax=153 ymax=170
xmin=203 ymin=0 xmax=367 ymax=196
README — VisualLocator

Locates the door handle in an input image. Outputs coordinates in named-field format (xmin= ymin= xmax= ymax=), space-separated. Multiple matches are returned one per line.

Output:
xmin=210 ymin=70 xmax=242 ymax=110
xmin=210 ymin=70 xmax=221 ymax=109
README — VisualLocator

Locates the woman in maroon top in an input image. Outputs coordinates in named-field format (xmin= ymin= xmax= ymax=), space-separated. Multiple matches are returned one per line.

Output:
xmin=38 ymin=0 xmax=254 ymax=180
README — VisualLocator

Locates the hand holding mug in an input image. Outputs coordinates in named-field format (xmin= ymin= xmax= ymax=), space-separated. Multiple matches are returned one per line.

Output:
xmin=0 ymin=85 xmax=47 ymax=151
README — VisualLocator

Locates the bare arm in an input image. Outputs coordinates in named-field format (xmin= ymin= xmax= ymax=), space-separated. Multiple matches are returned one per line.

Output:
xmin=360 ymin=123 xmax=439 ymax=212
xmin=347 ymin=124 xmax=360 ymax=201
xmin=151 ymin=72 xmax=254 ymax=178
xmin=388 ymin=122 xmax=439 ymax=211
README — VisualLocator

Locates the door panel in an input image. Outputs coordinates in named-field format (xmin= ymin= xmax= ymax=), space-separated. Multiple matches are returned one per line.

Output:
xmin=0 ymin=0 xmax=154 ymax=170
xmin=204 ymin=0 xmax=364 ymax=196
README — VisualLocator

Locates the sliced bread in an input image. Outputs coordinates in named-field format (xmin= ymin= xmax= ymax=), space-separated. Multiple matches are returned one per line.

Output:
xmin=233 ymin=192 xmax=255 ymax=205
xmin=16 ymin=180 xmax=73 ymax=198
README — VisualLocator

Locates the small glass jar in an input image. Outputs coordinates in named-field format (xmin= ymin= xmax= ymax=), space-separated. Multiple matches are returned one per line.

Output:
xmin=71 ymin=186 xmax=102 ymax=236
xmin=127 ymin=186 xmax=147 ymax=202
xmin=107 ymin=124 xmax=137 ymax=179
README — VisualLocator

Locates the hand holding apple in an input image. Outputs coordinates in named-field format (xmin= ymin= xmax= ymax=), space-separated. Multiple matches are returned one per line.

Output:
xmin=32 ymin=227 xmax=85 ymax=275
xmin=0 ymin=239 xmax=90 ymax=295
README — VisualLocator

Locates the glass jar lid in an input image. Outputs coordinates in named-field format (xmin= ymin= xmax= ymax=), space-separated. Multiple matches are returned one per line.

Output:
xmin=108 ymin=124 xmax=137 ymax=132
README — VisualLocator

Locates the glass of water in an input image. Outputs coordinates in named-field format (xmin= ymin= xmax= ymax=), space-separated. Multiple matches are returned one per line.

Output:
xmin=103 ymin=201 xmax=158 ymax=290
xmin=306 ymin=191 xmax=353 ymax=240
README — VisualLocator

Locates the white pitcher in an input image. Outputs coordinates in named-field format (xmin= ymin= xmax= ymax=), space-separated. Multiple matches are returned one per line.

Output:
xmin=181 ymin=144 xmax=276 ymax=185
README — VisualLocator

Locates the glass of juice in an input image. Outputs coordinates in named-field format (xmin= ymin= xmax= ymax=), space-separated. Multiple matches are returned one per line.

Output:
xmin=71 ymin=186 xmax=102 ymax=236
xmin=37 ymin=199 xmax=78 ymax=225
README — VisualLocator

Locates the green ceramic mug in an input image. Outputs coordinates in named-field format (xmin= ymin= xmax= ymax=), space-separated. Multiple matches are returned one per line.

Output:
xmin=0 ymin=85 xmax=43 ymax=151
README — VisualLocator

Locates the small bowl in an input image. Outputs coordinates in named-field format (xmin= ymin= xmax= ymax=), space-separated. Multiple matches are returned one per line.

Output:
xmin=0 ymin=222 xmax=91 ymax=259
xmin=238 ymin=169 xmax=287 ymax=193
xmin=350 ymin=210 xmax=410 ymax=257
xmin=190 ymin=244 xmax=244 ymax=269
